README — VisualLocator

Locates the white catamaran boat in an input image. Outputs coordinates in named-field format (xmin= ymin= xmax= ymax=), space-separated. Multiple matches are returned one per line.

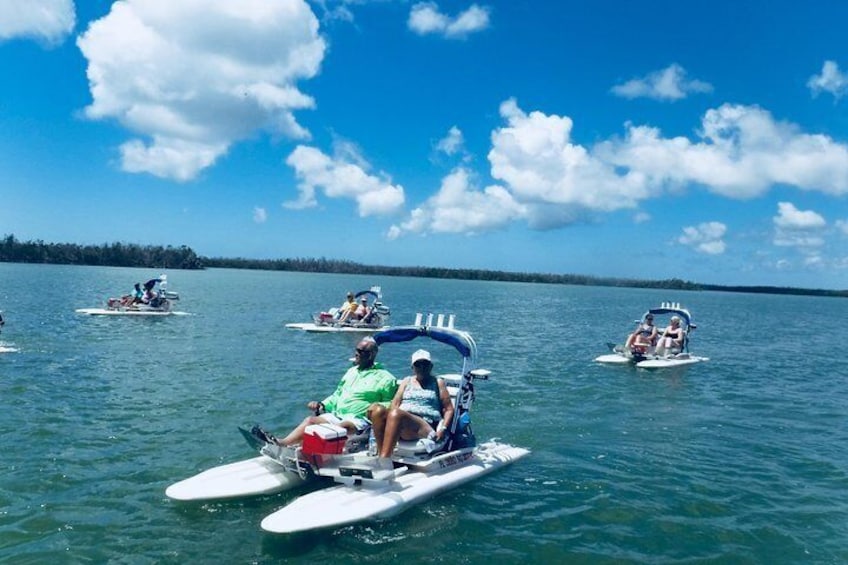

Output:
xmin=76 ymin=275 xmax=185 ymax=317
xmin=595 ymin=302 xmax=709 ymax=369
xmin=285 ymin=286 xmax=390 ymax=333
xmin=167 ymin=315 xmax=529 ymax=534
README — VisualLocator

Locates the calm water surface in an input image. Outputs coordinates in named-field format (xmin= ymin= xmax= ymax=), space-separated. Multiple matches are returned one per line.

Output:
xmin=1 ymin=263 xmax=847 ymax=563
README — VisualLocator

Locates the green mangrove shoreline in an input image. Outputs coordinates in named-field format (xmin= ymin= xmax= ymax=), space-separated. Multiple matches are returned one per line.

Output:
xmin=1 ymin=234 xmax=845 ymax=298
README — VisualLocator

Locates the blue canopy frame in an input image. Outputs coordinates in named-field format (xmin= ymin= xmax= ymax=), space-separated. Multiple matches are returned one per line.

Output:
xmin=643 ymin=306 xmax=694 ymax=329
xmin=374 ymin=325 xmax=476 ymax=361
xmin=353 ymin=289 xmax=379 ymax=302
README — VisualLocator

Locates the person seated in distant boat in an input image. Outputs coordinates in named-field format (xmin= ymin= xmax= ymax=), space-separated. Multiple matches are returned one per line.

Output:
xmin=624 ymin=313 xmax=657 ymax=353
xmin=360 ymin=301 xmax=383 ymax=325
xmin=110 ymin=282 xmax=143 ymax=308
xmin=335 ymin=292 xmax=357 ymax=324
xmin=656 ymin=316 xmax=685 ymax=355
xmin=131 ymin=283 xmax=144 ymax=304
xmin=140 ymin=281 xmax=156 ymax=303
xmin=121 ymin=283 xmax=143 ymax=307
xmin=262 ymin=337 xmax=398 ymax=447
xmin=349 ymin=296 xmax=370 ymax=323
xmin=368 ymin=349 xmax=454 ymax=463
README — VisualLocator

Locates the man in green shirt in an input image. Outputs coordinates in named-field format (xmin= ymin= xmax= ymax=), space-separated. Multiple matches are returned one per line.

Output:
xmin=273 ymin=336 xmax=397 ymax=446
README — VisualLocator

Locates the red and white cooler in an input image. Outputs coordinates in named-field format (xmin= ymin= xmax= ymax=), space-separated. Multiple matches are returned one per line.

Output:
xmin=301 ymin=423 xmax=348 ymax=455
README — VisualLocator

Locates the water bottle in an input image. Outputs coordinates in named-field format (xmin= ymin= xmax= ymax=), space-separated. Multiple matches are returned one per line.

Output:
xmin=367 ymin=429 xmax=377 ymax=456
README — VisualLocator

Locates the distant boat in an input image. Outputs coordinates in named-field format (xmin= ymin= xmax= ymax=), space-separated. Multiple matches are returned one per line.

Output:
xmin=285 ymin=285 xmax=390 ymax=332
xmin=76 ymin=275 xmax=185 ymax=317
xmin=595 ymin=302 xmax=709 ymax=369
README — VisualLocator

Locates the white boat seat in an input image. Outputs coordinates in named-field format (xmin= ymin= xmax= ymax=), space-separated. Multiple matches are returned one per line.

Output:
xmin=439 ymin=373 xmax=462 ymax=399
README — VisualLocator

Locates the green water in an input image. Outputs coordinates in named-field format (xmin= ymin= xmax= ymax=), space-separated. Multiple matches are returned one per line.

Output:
xmin=1 ymin=263 xmax=846 ymax=563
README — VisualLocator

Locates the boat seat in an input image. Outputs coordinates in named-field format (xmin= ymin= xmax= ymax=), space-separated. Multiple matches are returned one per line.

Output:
xmin=441 ymin=373 xmax=461 ymax=399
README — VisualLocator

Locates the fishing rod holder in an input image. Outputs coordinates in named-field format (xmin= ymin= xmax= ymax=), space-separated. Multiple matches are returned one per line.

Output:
xmin=413 ymin=312 xmax=456 ymax=328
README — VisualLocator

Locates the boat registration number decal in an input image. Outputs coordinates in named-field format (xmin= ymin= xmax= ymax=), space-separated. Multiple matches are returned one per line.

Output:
xmin=437 ymin=451 xmax=474 ymax=469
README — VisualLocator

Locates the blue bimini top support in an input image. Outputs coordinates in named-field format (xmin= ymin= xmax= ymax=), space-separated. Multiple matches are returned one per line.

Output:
xmin=374 ymin=325 xmax=476 ymax=362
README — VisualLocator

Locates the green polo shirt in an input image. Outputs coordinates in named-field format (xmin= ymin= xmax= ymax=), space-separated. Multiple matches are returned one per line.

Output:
xmin=321 ymin=362 xmax=398 ymax=419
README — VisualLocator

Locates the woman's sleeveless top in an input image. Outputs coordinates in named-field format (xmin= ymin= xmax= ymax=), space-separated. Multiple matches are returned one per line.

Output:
xmin=400 ymin=377 xmax=442 ymax=424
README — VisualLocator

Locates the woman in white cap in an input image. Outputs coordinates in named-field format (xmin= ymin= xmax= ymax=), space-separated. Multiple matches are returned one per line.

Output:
xmin=657 ymin=315 xmax=685 ymax=354
xmin=371 ymin=348 xmax=454 ymax=460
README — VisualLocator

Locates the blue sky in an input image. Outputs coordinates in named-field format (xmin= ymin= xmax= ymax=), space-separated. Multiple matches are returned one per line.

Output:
xmin=1 ymin=1 xmax=848 ymax=289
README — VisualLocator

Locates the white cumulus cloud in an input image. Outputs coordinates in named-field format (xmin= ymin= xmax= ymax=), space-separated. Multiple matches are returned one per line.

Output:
xmin=602 ymin=104 xmax=848 ymax=199
xmin=772 ymin=202 xmax=826 ymax=248
xmin=77 ymin=0 xmax=325 ymax=181
xmin=488 ymin=98 xmax=650 ymax=226
xmin=678 ymin=222 xmax=727 ymax=255
xmin=836 ymin=219 xmax=848 ymax=235
xmin=253 ymin=207 xmax=267 ymax=223
xmin=773 ymin=202 xmax=826 ymax=230
xmin=808 ymin=60 xmax=848 ymax=99
xmin=408 ymin=2 xmax=490 ymax=39
xmin=394 ymin=100 xmax=848 ymax=239
xmin=611 ymin=64 xmax=713 ymax=101
xmin=285 ymin=144 xmax=405 ymax=217
xmin=436 ymin=126 xmax=465 ymax=156
xmin=388 ymin=167 xmax=525 ymax=238
xmin=0 ymin=0 xmax=75 ymax=46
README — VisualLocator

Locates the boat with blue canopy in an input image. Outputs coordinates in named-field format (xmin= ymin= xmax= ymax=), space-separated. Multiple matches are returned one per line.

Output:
xmin=285 ymin=285 xmax=391 ymax=332
xmin=595 ymin=302 xmax=709 ymax=369
xmin=167 ymin=315 xmax=529 ymax=534
xmin=76 ymin=275 xmax=184 ymax=316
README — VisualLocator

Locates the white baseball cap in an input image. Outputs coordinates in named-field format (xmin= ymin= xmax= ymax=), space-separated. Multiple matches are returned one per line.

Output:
xmin=411 ymin=349 xmax=431 ymax=364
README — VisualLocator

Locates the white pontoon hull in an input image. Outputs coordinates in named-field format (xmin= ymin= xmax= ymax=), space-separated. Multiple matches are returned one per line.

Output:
xmin=636 ymin=355 xmax=709 ymax=369
xmin=165 ymin=456 xmax=309 ymax=501
xmin=595 ymin=351 xmax=709 ymax=369
xmin=260 ymin=442 xmax=530 ymax=534
xmin=285 ymin=322 xmax=388 ymax=333
xmin=594 ymin=353 xmax=633 ymax=364
xmin=76 ymin=308 xmax=185 ymax=317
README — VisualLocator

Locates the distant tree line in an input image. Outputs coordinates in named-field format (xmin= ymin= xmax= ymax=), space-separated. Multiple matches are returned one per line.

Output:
xmin=1 ymin=234 xmax=845 ymax=297
xmin=698 ymin=284 xmax=848 ymax=297
xmin=203 ymin=256 xmax=703 ymax=290
xmin=0 ymin=234 xmax=203 ymax=270
xmin=201 ymin=256 xmax=848 ymax=297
